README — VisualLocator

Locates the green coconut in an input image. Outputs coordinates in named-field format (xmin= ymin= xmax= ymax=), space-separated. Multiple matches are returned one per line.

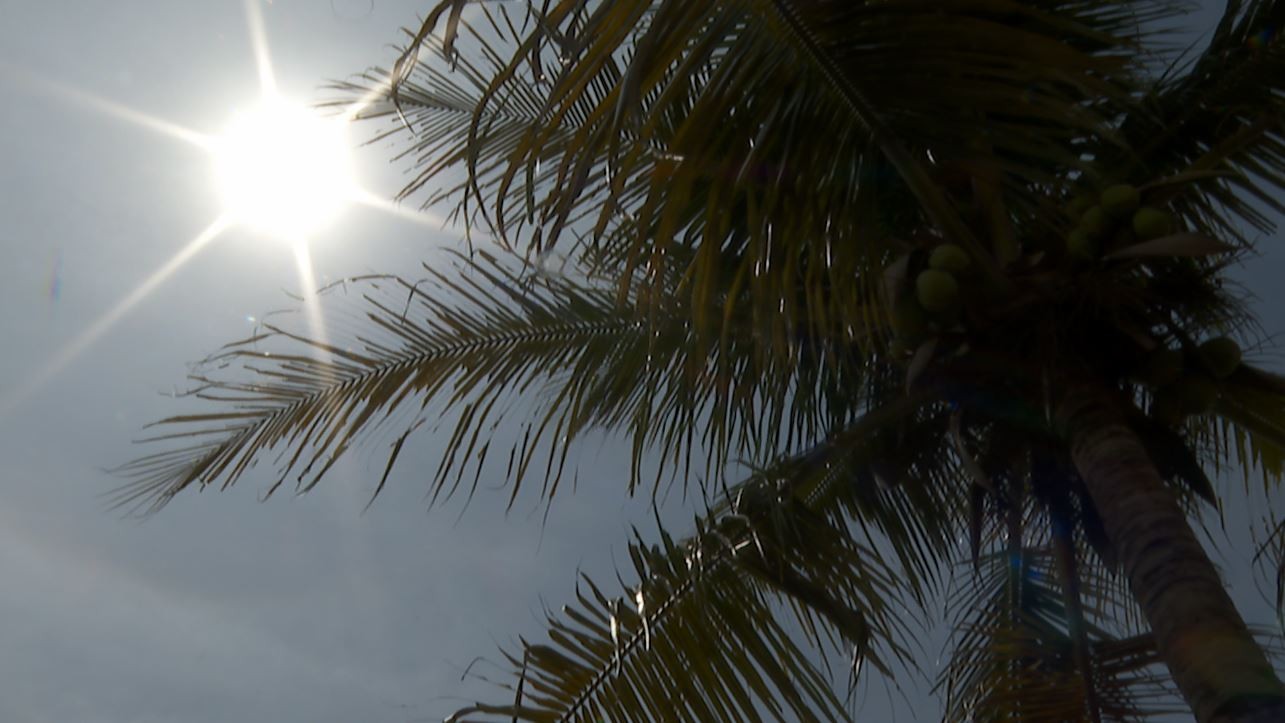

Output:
xmin=1079 ymin=205 xmax=1109 ymax=238
xmin=1100 ymin=184 xmax=1141 ymax=220
xmin=890 ymin=296 xmax=931 ymax=343
xmin=929 ymin=244 xmax=972 ymax=274
xmin=1171 ymin=373 xmax=1220 ymax=415
xmin=1139 ymin=347 xmax=1184 ymax=388
xmin=1066 ymin=228 xmax=1097 ymax=260
xmin=1132 ymin=206 xmax=1173 ymax=241
xmin=915 ymin=269 xmax=959 ymax=315
xmin=1197 ymin=336 xmax=1242 ymax=379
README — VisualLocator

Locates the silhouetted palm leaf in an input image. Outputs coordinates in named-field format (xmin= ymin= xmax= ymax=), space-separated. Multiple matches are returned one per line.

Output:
xmin=338 ymin=0 xmax=1186 ymax=353
xmin=114 ymin=247 xmax=873 ymax=513
xmin=447 ymin=414 xmax=944 ymax=722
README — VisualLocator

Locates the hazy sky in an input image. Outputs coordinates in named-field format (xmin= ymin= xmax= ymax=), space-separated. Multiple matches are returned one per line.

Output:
xmin=0 ymin=2 xmax=1279 ymax=722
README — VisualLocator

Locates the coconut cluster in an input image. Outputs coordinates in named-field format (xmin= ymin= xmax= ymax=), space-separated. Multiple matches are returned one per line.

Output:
xmin=1138 ymin=337 xmax=1243 ymax=424
xmin=883 ymin=175 xmax=1220 ymax=418
xmin=888 ymin=243 xmax=972 ymax=355
xmin=1065 ymin=184 xmax=1175 ymax=261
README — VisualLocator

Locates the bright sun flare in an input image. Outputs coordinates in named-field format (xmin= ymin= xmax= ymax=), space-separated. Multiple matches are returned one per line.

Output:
xmin=1 ymin=0 xmax=426 ymax=415
xmin=213 ymin=99 xmax=355 ymax=241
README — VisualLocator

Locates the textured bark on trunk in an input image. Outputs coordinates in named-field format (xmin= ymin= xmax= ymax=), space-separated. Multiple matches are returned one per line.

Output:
xmin=1057 ymin=386 xmax=1285 ymax=722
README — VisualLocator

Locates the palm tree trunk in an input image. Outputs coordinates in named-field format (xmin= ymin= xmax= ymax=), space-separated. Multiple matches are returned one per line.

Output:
xmin=1057 ymin=385 xmax=1285 ymax=722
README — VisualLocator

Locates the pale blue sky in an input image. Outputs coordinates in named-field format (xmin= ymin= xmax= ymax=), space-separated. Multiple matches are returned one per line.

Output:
xmin=0 ymin=2 xmax=1280 ymax=722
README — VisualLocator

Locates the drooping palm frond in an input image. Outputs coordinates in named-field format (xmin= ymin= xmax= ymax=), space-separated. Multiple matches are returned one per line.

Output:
xmin=113 ymin=248 xmax=878 ymax=514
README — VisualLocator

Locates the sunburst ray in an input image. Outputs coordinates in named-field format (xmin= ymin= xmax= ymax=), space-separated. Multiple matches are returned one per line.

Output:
xmin=1 ymin=216 xmax=230 ymax=416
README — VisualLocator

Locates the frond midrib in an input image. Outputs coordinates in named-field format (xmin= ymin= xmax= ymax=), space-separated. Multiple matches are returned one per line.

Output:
xmin=556 ymin=530 xmax=759 ymax=720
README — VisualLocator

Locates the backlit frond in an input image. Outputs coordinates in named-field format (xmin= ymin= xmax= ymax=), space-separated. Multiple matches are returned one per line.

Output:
xmin=449 ymin=423 xmax=931 ymax=722
xmin=113 ymin=248 xmax=871 ymax=513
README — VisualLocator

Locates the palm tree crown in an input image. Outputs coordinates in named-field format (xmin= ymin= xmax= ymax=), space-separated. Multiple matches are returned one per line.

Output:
xmin=119 ymin=1 xmax=1285 ymax=720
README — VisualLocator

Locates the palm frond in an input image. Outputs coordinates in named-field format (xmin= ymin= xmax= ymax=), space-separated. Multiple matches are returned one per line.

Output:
xmin=338 ymin=0 xmax=1177 ymax=359
xmin=113 ymin=248 xmax=877 ymax=513
xmin=1106 ymin=0 xmax=1285 ymax=244
xmin=323 ymin=4 xmax=582 ymax=223
xmin=448 ymin=427 xmax=934 ymax=722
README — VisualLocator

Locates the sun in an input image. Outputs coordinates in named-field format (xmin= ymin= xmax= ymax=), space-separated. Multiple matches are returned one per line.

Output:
xmin=1 ymin=0 xmax=451 ymax=414
xmin=3 ymin=0 xmax=449 ymax=414
xmin=213 ymin=98 xmax=355 ymax=241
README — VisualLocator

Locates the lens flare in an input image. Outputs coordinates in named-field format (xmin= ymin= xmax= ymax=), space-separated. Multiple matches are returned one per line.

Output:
xmin=213 ymin=99 xmax=356 ymax=241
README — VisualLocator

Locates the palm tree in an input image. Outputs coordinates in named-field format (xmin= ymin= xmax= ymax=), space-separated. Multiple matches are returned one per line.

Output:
xmin=118 ymin=0 xmax=1285 ymax=720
